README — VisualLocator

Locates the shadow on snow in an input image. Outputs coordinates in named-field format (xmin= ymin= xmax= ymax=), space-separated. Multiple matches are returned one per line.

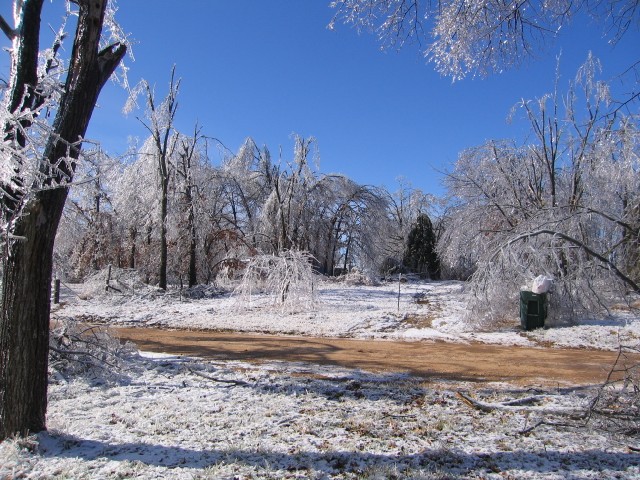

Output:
xmin=37 ymin=431 xmax=639 ymax=477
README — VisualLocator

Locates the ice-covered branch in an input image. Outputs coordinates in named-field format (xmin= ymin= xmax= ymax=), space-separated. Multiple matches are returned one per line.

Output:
xmin=490 ymin=229 xmax=639 ymax=294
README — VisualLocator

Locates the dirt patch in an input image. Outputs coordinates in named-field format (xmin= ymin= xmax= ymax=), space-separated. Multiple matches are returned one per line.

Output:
xmin=114 ymin=327 xmax=633 ymax=386
xmin=403 ymin=313 xmax=435 ymax=329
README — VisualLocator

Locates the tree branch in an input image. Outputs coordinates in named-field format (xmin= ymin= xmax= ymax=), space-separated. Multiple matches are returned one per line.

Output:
xmin=490 ymin=229 xmax=640 ymax=294
xmin=457 ymin=391 xmax=587 ymax=417
xmin=187 ymin=368 xmax=249 ymax=387
xmin=0 ymin=14 xmax=17 ymax=40
xmin=97 ymin=42 xmax=127 ymax=83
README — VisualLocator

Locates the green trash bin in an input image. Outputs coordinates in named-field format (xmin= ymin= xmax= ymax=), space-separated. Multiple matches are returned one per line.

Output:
xmin=520 ymin=291 xmax=547 ymax=330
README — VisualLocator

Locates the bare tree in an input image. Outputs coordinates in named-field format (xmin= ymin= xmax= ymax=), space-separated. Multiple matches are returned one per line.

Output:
xmin=0 ymin=0 xmax=126 ymax=439
xmin=174 ymin=126 xmax=205 ymax=287
xmin=136 ymin=67 xmax=180 ymax=290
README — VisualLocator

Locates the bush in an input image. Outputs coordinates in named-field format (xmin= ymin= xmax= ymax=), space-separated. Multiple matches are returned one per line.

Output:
xmin=233 ymin=250 xmax=317 ymax=311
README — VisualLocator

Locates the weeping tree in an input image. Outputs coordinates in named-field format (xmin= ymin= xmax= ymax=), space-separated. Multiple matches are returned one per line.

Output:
xmin=439 ymin=55 xmax=639 ymax=323
xmin=0 ymin=0 xmax=126 ymax=439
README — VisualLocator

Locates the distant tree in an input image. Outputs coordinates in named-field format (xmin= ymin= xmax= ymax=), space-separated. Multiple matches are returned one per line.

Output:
xmin=381 ymin=179 xmax=439 ymax=275
xmin=111 ymin=143 xmax=159 ymax=278
xmin=0 ymin=0 xmax=126 ymax=439
xmin=135 ymin=67 xmax=180 ymax=290
xmin=172 ymin=126 xmax=206 ymax=287
xmin=258 ymin=136 xmax=319 ymax=252
xmin=403 ymin=213 xmax=441 ymax=279
xmin=59 ymin=149 xmax=123 ymax=280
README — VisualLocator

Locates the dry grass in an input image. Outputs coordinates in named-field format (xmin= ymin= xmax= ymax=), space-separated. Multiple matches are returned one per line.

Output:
xmin=611 ymin=299 xmax=640 ymax=311
xmin=403 ymin=313 xmax=435 ymax=329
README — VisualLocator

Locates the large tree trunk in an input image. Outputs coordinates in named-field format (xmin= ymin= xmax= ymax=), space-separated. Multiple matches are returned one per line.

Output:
xmin=0 ymin=189 xmax=67 ymax=436
xmin=0 ymin=0 xmax=125 ymax=439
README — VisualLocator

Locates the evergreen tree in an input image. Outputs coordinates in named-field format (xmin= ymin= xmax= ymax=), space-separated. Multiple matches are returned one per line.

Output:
xmin=403 ymin=214 xmax=441 ymax=280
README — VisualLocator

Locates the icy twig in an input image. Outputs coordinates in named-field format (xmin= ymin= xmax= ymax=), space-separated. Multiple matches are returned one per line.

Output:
xmin=187 ymin=368 xmax=250 ymax=387
xmin=457 ymin=391 xmax=587 ymax=417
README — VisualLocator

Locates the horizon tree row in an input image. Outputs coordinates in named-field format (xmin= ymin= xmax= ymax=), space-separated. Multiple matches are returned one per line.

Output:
xmin=53 ymin=74 xmax=440 ymax=286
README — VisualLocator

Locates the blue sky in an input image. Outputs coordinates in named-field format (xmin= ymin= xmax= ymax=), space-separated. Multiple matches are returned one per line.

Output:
xmin=1 ymin=1 xmax=638 ymax=196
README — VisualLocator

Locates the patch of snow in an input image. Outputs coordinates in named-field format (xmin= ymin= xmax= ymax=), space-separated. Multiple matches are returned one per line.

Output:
xmin=53 ymin=279 xmax=640 ymax=351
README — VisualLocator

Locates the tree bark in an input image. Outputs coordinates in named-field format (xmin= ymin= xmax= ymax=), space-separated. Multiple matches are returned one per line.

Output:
xmin=187 ymin=192 xmax=197 ymax=287
xmin=159 ymin=177 xmax=169 ymax=290
xmin=128 ymin=226 xmax=137 ymax=269
xmin=0 ymin=0 xmax=125 ymax=439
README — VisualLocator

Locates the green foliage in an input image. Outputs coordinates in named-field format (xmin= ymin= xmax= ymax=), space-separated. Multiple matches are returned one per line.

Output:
xmin=403 ymin=214 xmax=440 ymax=280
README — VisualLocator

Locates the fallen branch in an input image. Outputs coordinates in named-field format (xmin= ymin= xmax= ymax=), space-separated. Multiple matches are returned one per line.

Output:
xmin=187 ymin=368 xmax=249 ymax=387
xmin=518 ymin=419 xmax=578 ymax=435
xmin=106 ymin=284 xmax=123 ymax=293
xmin=457 ymin=391 xmax=587 ymax=417
xmin=49 ymin=345 xmax=119 ymax=370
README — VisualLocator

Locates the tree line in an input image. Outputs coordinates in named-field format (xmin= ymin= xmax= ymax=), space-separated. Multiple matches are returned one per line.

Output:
xmin=54 ymin=78 xmax=443 ymax=287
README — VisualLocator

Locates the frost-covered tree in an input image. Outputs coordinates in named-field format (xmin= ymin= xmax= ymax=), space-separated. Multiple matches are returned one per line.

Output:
xmin=258 ymin=136 xmax=320 ymax=253
xmin=56 ymin=148 xmax=123 ymax=280
xmin=174 ymin=128 xmax=198 ymax=287
xmin=168 ymin=126 xmax=210 ymax=287
xmin=440 ymin=55 xmax=639 ymax=323
xmin=234 ymin=249 xmax=317 ymax=311
xmin=309 ymin=174 xmax=365 ymax=275
xmin=111 ymin=143 xmax=159 ymax=276
xmin=133 ymin=67 xmax=180 ymax=290
xmin=327 ymin=183 xmax=389 ymax=277
xmin=0 ymin=0 xmax=126 ymax=439
xmin=329 ymin=0 xmax=639 ymax=80
xmin=203 ymin=138 xmax=269 ymax=274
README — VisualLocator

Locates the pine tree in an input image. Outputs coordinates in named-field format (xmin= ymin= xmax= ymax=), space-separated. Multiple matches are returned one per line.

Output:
xmin=403 ymin=214 xmax=441 ymax=280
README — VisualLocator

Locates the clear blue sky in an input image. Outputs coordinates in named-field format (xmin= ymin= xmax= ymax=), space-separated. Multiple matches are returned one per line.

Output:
xmin=1 ymin=1 xmax=638 ymax=196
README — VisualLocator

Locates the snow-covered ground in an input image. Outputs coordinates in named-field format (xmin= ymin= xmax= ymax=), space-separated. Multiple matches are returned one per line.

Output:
xmin=54 ymin=274 xmax=640 ymax=351
xmin=2 ymin=275 xmax=639 ymax=479
xmin=3 ymin=351 xmax=639 ymax=479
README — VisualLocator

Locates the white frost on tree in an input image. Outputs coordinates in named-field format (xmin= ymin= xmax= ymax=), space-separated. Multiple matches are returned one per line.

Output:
xmin=439 ymin=55 xmax=639 ymax=325
xmin=329 ymin=0 xmax=638 ymax=80
xmin=233 ymin=250 xmax=317 ymax=312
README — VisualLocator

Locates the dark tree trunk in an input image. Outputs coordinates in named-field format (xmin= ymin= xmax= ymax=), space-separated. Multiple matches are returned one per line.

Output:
xmin=159 ymin=177 xmax=169 ymax=290
xmin=187 ymin=188 xmax=197 ymax=287
xmin=177 ymin=130 xmax=200 ymax=288
xmin=0 ymin=0 xmax=125 ymax=439
xmin=0 ymin=191 xmax=63 ymax=436
xmin=342 ymin=234 xmax=352 ymax=272
xmin=128 ymin=226 xmax=137 ymax=269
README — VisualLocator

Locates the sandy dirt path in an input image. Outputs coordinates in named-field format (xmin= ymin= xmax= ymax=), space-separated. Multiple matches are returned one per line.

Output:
xmin=114 ymin=327 xmax=628 ymax=386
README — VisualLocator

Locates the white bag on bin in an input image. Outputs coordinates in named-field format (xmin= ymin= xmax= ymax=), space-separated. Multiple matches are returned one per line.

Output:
xmin=531 ymin=275 xmax=552 ymax=294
